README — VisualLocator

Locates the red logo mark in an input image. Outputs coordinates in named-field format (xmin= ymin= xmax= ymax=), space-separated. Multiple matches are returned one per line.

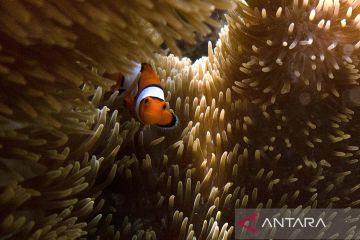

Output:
xmin=237 ymin=213 xmax=258 ymax=233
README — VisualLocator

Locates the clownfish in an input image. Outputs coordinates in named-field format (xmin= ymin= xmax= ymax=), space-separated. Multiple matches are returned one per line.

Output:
xmin=104 ymin=63 xmax=179 ymax=129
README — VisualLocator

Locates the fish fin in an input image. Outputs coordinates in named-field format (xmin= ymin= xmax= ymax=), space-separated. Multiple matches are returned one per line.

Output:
xmin=123 ymin=96 xmax=136 ymax=116
xmin=156 ymin=111 xmax=179 ymax=130
xmin=103 ymin=72 xmax=124 ymax=91
xmin=139 ymin=63 xmax=161 ymax=88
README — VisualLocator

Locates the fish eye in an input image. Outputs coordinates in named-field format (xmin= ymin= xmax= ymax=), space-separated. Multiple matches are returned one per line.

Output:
xmin=162 ymin=104 xmax=166 ymax=110
xmin=144 ymin=98 xmax=149 ymax=104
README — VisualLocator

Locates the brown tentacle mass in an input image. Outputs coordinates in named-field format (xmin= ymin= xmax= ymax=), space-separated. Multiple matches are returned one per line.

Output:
xmin=1 ymin=0 xmax=360 ymax=240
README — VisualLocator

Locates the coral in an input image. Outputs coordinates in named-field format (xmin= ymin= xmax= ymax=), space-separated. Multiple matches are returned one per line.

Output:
xmin=1 ymin=0 xmax=360 ymax=240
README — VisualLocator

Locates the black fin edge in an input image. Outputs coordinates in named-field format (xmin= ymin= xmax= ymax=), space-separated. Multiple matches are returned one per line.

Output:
xmin=157 ymin=113 xmax=179 ymax=129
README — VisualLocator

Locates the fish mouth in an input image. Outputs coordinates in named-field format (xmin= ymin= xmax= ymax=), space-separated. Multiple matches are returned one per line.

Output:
xmin=156 ymin=113 xmax=179 ymax=129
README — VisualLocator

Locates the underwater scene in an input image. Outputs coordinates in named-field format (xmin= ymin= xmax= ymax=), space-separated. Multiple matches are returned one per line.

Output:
xmin=0 ymin=0 xmax=360 ymax=239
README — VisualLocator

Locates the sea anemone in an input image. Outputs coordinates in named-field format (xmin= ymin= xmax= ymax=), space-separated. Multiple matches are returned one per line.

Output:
xmin=1 ymin=0 xmax=360 ymax=239
xmin=220 ymin=0 xmax=360 ymax=106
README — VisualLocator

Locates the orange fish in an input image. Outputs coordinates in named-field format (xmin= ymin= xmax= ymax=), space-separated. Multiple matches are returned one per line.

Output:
xmin=105 ymin=63 xmax=179 ymax=129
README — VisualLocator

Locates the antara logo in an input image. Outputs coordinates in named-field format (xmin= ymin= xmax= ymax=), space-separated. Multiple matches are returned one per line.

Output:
xmin=261 ymin=217 xmax=326 ymax=228
xmin=237 ymin=214 xmax=326 ymax=234
xmin=237 ymin=213 xmax=258 ymax=233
